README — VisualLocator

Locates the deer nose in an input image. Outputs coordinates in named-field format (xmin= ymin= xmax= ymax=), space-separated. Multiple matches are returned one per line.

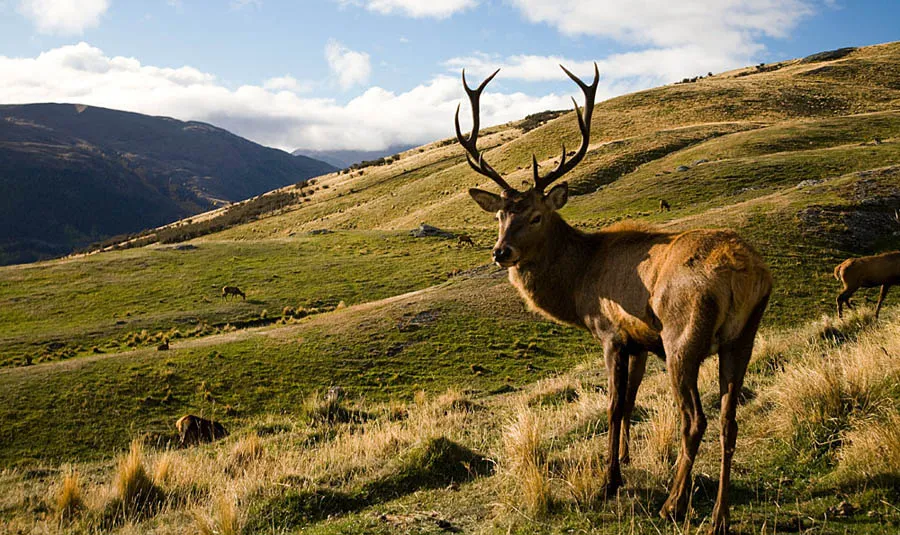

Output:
xmin=492 ymin=246 xmax=513 ymax=263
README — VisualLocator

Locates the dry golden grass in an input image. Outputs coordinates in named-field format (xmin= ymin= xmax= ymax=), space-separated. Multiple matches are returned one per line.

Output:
xmin=114 ymin=439 xmax=166 ymax=517
xmin=770 ymin=319 xmax=900 ymax=449
xmin=55 ymin=467 xmax=84 ymax=523
xmin=194 ymin=494 xmax=240 ymax=535
xmin=502 ymin=405 xmax=552 ymax=518
xmin=837 ymin=413 xmax=900 ymax=484
xmin=435 ymin=387 xmax=480 ymax=413
xmin=227 ymin=434 xmax=265 ymax=471
xmin=644 ymin=397 xmax=680 ymax=469
xmin=559 ymin=443 xmax=605 ymax=511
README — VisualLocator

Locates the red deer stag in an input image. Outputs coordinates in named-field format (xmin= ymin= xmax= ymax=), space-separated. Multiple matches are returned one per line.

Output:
xmin=455 ymin=65 xmax=772 ymax=534
xmin=834 ymin=250 xmax=900 ymax=319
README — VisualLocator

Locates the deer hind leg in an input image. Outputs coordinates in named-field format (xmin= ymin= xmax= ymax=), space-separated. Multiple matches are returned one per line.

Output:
xmin=604 ymin=341 xmax=630 ymax=496
xmin=711 ymin=297 xmax=767 ymax=535
xmin=837 ymin=286 xmax=855 ymax=318
xmin=875 ymin=285 xmax=890 ymax=320
xmin=620 ymin=351 xmax=648 ymax=465
xmin=660 ymin=314 xmax=714 ymax=520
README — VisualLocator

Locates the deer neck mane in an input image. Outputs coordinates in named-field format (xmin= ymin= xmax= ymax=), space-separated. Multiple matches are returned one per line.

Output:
xmin=508 ymin=213 xmax=596 ymax=327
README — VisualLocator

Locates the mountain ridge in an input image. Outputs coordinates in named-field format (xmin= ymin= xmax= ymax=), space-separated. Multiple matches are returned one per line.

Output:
xmin=0 ymin=103 xmax=336 ymax=264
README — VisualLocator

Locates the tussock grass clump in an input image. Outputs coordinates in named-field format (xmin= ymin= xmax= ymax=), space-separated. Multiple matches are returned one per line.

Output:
xmin=559 ymin=445 xmax=604 ymax=511
xmin=836 ymin=414 xmax=900 ymax=486
xmin=503 ymin=406 xmax=552 ymax=517
xmin=227 ymin=434 xmax=265 ymax=472
xmin=302 ymin=390 xmax=364 ymax=424
xmin=435 ymin=387 xmax=481 ymax=413
xmin=110 ymin=440 xmax=166 ymax=518
xmin=527 ymin=376 xmax=580 ymax=407
xmin=55 ymin=468 xmax=84 ymax=523
xmin=195 ymin=494 xmax=240 ymax=535
xmin=808 ymin=308 xmax=875 ymax=345
xmin=644 ymin=397 xmax=679 ymax=469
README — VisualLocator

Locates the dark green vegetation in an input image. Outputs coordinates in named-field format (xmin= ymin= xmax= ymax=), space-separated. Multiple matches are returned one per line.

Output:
xmin=2 ymin=41 xmax=900 ymax=534
xmin=0 ymin=103 xmax=335 ymax=264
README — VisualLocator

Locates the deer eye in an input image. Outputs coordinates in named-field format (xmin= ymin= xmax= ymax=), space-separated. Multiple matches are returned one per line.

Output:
xmin=530 ymin=214 xmax=542 ymax=225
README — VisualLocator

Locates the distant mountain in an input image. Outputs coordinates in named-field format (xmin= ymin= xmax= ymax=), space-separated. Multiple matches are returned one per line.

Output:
xmin=0 ymin=103 xmax=336 ymax=265
xmin=292 ymin=144 xmax=416 ymax=169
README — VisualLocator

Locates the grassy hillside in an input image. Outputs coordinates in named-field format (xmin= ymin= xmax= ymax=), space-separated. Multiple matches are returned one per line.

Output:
xmin=2 ymin=42 xmax=900 ymax=534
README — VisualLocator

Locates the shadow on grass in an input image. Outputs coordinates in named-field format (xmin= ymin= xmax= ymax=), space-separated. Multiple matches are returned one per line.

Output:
xmin=244 ymin=437 xmax=493 ymax=531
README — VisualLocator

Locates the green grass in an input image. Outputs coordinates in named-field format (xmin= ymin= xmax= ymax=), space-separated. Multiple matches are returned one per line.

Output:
xmin=0 ymin=231 xmax=486 ymax=367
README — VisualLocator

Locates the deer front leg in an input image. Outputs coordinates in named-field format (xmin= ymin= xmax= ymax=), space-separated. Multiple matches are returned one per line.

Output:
xmin=604 ymin=341 xmax=629 ymax=496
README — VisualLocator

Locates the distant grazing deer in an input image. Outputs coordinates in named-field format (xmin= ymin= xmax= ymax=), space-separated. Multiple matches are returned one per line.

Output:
xmin=834 ymin=251 xmax=900 ymax=319
xmin=222 ymin=286 xmax=246 ymax=300
xmin=457 ymin=234 xmax=475 ymax=247
xmin=175 ymin=414 xmax=228 ymax=446
xmin=456 ymin=65 xmax=771 ymax=534
xmin=659 ymin=199 xmax=671 ymax=212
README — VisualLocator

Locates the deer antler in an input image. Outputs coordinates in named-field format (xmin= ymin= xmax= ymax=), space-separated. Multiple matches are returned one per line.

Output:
xmin=532 ymin=63 xmax=599 ymax=192
xmin=455 ymin=69 xmax=514 ymax=192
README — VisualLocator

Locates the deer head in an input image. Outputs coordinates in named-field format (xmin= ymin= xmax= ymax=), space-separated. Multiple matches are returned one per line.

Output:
xmin=456 ymin=64 xmax=598 ymax=267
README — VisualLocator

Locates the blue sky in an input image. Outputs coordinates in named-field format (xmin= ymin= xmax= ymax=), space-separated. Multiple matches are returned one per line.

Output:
xmin=0 ymin=0 xmax=897 ymax=152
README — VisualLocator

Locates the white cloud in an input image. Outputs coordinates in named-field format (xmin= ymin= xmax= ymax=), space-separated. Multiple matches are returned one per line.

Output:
xmin=0 ymin=42 xmax=568 ymax=152
xmin=263 ymin=75 xmax=312 ymax=93
xmin=507 ymin=0 xmax=814 ymax=57
xmin=336 ymin=0 xmax=476 ymax=18
xmin=325 ymin=40 xmax=372 ymax=90
xmin=17 ymin=0 xmax=109 ymax=35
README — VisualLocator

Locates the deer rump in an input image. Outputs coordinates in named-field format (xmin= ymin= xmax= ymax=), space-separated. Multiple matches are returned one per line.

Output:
xmin=175 ymin=415 xmax=228 ymax=446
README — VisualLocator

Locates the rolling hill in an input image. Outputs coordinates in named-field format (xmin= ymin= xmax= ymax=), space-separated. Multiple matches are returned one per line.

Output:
xmin=0 ymin=104 xmax=336 ymax=265
xmin=2 ymin=42 xmax=900 ymax=534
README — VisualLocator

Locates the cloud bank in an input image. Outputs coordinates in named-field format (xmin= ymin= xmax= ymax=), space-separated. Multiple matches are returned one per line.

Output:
xmin=0 ymin=42 xmax=569 ymax=152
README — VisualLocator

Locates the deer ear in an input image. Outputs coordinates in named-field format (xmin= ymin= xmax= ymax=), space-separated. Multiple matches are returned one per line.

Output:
xmin=469 ymin=188 xmax=503 ymax=212
xmin=545 ymin=182 xmax=568 ymax=211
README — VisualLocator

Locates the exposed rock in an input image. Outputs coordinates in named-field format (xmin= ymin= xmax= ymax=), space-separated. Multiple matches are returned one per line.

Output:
xmin=675 ymin=165 xmax=690 ymax=172
xmin=800 ymin=47 xmax=856 ymax=64
xmin=797 ymin=179 xmax=823 ymax=188
xmin=173 ymin=244 xmax=197 ymax=250
xmin=410 ymin=224 xmax=455 ymax=238
xmin=693 ymin=159 xmax=709 ymax=166
xmin=308 ymin=229 xmax=333 ymax=235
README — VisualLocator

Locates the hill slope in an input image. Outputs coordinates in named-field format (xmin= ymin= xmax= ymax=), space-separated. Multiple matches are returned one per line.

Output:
xmin=2 ymin=42 xmax=900 ymax=534
xmin=0 ymin=103 xmax=336 ymax=264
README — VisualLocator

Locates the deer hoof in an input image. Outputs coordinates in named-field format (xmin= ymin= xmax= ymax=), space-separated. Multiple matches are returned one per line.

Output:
xmin=659 ymin=496 xmax=687 ymax=521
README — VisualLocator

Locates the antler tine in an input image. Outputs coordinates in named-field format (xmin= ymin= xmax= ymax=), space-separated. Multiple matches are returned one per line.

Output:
xmin=455 ymin=69 xmax=513 ymax=192
xmin=533 ymin=62 xmax=600 ymax=192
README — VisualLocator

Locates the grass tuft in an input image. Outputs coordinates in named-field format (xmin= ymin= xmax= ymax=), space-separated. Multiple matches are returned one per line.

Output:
xmin=111 ymin=440 xmax=166 ymax=519
xmin=55 ymin=467 xmax=84 ymax=523
xmin=503 ymin=406 xmax=552 ymax=518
